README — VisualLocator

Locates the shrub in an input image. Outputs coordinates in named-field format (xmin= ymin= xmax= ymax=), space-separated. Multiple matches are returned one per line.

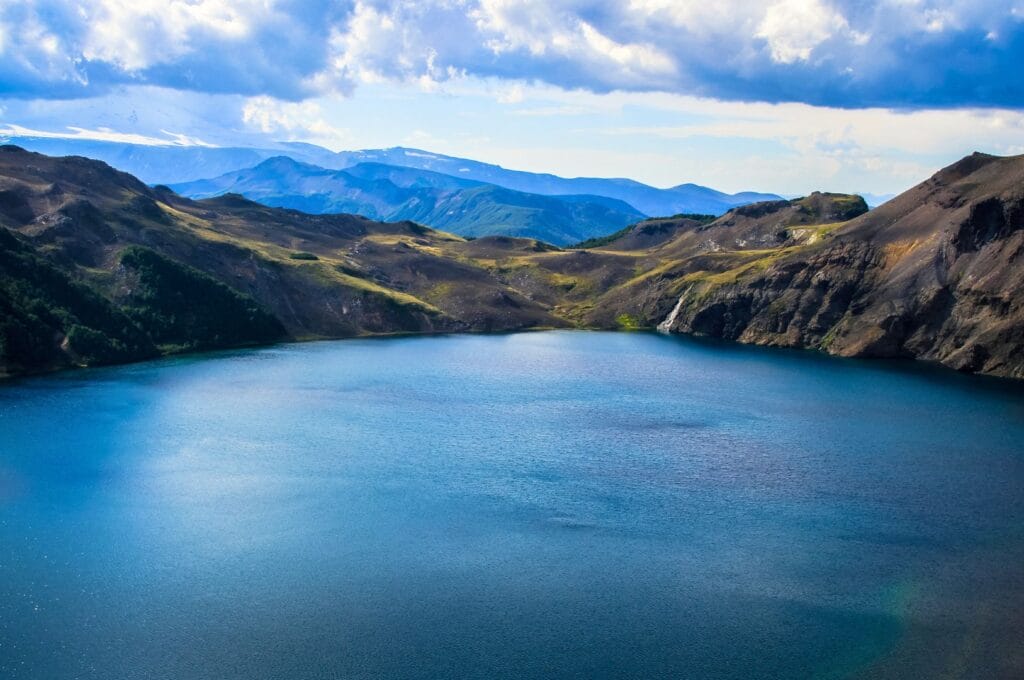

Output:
xmin=118 ymin=246 xmax=286 ymax=350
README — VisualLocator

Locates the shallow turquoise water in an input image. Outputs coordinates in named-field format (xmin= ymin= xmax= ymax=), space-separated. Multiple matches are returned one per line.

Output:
xmin=1 ymin=331 xmax=1023 ymax=679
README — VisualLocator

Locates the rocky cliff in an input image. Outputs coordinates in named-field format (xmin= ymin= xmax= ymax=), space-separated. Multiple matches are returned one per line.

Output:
xmin=657 ymin=153 xmax=1024 ymax=377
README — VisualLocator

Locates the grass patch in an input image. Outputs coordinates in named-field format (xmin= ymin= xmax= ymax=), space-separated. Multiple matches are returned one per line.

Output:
xmin=424 ymin=282 xmax=454 ymax=302
xmin=616 ymin=313 xmax=644 ymax=330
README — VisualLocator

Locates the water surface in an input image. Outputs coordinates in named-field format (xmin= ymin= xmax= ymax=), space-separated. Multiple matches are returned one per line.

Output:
xmin=1 ymin=331 xmax=1023 ymax=678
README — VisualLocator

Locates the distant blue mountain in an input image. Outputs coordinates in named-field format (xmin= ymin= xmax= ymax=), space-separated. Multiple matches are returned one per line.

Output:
xmin=171 ymin=157 xmax=647 ymax=246
xmin=1 ymin=136 xmax=782 ymax=217
xmin=326 ymin=147 xmax=782 ymax=216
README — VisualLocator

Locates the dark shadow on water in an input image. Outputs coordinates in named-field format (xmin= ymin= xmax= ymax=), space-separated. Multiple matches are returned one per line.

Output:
xmin=646 ymin=330 xmax=1024 ymax=399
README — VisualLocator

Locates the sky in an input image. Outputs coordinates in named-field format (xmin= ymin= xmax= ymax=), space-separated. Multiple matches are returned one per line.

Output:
xmin=1 ymin=0 xmax=1023 ymax=196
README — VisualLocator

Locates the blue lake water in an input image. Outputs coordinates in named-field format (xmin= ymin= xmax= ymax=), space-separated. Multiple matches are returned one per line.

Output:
xmin=1 ymin=331 xmax=1023 ymax=679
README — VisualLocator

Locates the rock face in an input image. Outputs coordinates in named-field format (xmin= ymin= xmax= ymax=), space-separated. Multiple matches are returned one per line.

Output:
xmin=659 ymin=153 xmax=1024 ymax=378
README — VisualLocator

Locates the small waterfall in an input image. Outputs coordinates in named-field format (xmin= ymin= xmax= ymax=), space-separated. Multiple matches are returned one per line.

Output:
xmin=657 ymin=296 xmax=684 ymax=333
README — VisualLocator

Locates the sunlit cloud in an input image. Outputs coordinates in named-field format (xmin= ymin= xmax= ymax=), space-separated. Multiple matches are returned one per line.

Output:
xmin=240 ymin=96 xmax=351 ymax=149
xmin=0 ymin=1 xmax=1020 ymax=107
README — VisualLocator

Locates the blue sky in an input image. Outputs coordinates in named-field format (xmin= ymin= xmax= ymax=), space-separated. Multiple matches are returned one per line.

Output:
xmin=2 ymin=0 xmax=1023 ymax=195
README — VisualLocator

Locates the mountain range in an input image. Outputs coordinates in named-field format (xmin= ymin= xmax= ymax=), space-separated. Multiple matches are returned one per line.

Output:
xmin=324 ymin=146 xmax=783 ymax=216
xmin=0 ymin=135 xmax=781 ymax=217
xmin=168 ymin=157 xmax=647 ymax=245
xmin=1 ymin=145 xmax=1021 ymax=380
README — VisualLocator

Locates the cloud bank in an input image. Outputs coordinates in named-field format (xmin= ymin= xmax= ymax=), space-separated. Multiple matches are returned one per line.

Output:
xmin=1 ymin=0 xmax=1022 ymax=108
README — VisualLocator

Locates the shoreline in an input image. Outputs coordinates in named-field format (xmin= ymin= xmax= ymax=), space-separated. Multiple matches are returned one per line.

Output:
xmin=6 ymin=325 xmax=1024 ymax=389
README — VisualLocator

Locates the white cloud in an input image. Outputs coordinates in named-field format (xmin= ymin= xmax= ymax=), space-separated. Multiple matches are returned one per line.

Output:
xmin=496 ymin=83 xmax=525 ymax=104
xmin=472 ymin=0 xmax=558 ymax=56
xmin=80 ymin=0 xmax=262 ymax=71
xmin=311 ymin=1 xmax=466 ymax=93
xmin=241 ymin=96 xmax=350 ymax=148
xmin=471 ymin=0 xmax=676 ymax=84
xmin=320 ymin=1 xmax=400 ymax=86
xmin=577 ymin=22 xmax=676 ymax=77
xmin=756 ymin=0 xmax=854 ymax=63
xmin=1 ymin=0 xmax=1021 ymax=108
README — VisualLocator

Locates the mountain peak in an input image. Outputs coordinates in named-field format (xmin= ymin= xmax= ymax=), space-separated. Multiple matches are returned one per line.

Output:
xmin=937 ymin=151 xmax=1004 ymax=183
xmin=253 ymin=155 xmax=324 ymax=173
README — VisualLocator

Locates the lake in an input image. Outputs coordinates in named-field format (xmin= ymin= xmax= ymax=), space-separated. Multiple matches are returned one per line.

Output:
xmin=1 ymin=331 xmax=1022 ymax=679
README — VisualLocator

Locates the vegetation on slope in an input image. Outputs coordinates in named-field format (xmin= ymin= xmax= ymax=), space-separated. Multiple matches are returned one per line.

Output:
xmin=0 ymin=229 xmax=155 ymax=374
xmin=116 ymin=246 xmax=287 ymax=352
